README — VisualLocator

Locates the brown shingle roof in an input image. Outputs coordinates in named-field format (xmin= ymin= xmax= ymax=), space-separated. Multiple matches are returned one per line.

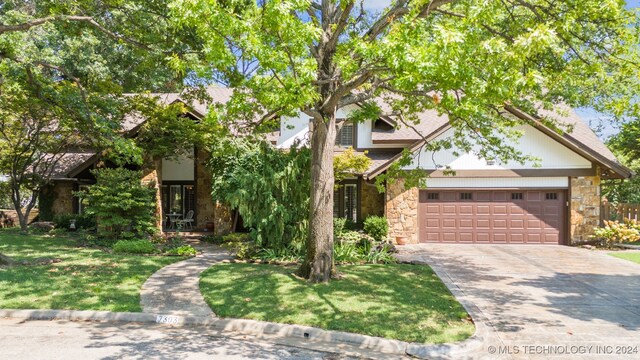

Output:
xmin=50 ymin=152 xmax=96 ymax=179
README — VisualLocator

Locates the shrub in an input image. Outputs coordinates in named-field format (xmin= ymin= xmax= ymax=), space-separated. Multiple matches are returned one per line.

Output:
xmin=363 ymin=216 xmax=389 ymax=242
xmin=201 ymin=235 xmax=225 ymax=244
xmin=53 ymin=213 xmax=96 ymax=231
xmin=258 ymin=247 xmax=303 ymax=263
xmin=112 ymin=239 xmax=157 ymax=254
xmin=337 ymin=230 xmax=362 ymax=244
xmin=78 ymin=168 xmax=157 ymax=240
xmin=221 ymin=240 xmax=259 ymax=259
xmin=334 ymin=242 xmax=360 ymax=263
xmin=333 ymin=217 xmax=347 ymax=237
xmin=593 ymin=219 xmax=640 ymax=244
xmin=222 ymin=232 xmax=251 ymax=243
xmin=165 ymin=244 xmax=197 ymax=256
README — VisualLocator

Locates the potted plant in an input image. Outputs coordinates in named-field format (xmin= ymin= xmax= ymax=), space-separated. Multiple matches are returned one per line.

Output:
xmin=395 ymin=233 xmax=408 ymax=245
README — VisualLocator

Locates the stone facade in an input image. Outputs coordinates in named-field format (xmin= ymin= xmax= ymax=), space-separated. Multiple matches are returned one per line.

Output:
xmin=570 ymin=175 xmax=601 ymax=244
xmin=360 ymin=178 xmax=384 ymax=219
xmin=194 ymin=150 xmax=233 ymax=235
xmin=49 ymin=181 xmax=74 ymax=216
xmin=141 ymin=157 xmax=163 ymax=230
xmin=385 ymin=178 xmax=419 ymax=244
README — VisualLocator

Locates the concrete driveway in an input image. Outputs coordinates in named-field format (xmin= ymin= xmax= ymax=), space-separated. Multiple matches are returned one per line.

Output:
xmin=396 ymin=245 xmax=640 ymax=359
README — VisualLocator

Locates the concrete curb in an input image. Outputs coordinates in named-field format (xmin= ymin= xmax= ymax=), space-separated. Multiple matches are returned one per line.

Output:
xmin=0 ymin=307 xmax=481 ymax=359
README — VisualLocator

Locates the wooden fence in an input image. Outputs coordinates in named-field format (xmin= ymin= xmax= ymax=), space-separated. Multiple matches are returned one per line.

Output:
xmin=0 ymin=209 xmax=39 ymax=227
xmin=601 ymin=203 xmax=640 ymax=222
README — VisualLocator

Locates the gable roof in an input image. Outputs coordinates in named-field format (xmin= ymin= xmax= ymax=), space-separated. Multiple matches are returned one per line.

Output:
xmin=50 ymin=86 xmax=629 ymax=181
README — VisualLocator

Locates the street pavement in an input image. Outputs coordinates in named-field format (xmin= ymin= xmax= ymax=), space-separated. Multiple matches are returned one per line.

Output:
xmin=0 ymin=318 xmax=367 ymax=360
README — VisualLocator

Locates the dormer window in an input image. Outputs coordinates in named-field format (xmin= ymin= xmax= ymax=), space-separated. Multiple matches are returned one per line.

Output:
xmin=336 ymin=122 xmax=354 ymax=147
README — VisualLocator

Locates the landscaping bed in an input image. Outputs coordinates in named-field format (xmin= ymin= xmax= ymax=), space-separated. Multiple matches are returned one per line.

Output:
xmin=200 ymin=262 xmax=474 ymax=344
xmin=0 ymin=229 xmax=185 ymax=312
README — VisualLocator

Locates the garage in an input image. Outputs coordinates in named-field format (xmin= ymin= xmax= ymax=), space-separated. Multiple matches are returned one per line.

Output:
xmin=418 ymin=189 xmax=566 ymax=244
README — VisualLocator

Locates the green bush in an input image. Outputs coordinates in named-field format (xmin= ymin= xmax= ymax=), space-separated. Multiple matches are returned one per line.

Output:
xmin=333 ymin=217 xmax=347 ymax=237
xmin=222 ymin=232 xmax=251 ymax=243
xmin=337 ymin=230 xmax=362 ymax=244
xmin=53 ymin=213 xmax=97 ymax=231
xmin=165 ymin=244 xmax=197 ymax=256
xmin=112 ymin=239 xmax=157 ymax=254
xmin=258 ymin=247 xmax=303 ymax=263
xmin=201 ymin=235 xmax=225 ymax=244
xmin=363 ymin=216 xmax=389 ymax=242
xmin=221 ymin=240 xmax=259 ymax=259
xmin=334 ymin=242 xmax=360 ymax=263
xmin=78 ymin=168 xmax=157 ymax=240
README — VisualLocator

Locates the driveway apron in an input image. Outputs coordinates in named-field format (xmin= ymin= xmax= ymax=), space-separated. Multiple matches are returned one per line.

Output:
xmin=397 ymin=244 xmax=640 ymax=359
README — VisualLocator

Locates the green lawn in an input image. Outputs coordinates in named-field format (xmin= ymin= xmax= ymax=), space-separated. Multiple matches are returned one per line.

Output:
xmin=200 ymin=263 xmax=474 ymax=344
xmin=0 ymin=229 xmax=183 ymax=312
xmin=610 ymin=251 xmax=640 ymax=264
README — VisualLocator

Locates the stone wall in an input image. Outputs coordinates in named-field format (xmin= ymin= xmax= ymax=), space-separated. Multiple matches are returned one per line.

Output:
xmin=360 ymin=178 xmax=384 ymax=219
xmin=195 ymin=150 xmax=233 ymax=234
xmin=141 ymin=157 xmax=163 ymax=230
xmin=385 ymin=178 xmax=419 ymax=244
xmin=570 ymin=175 xmax=601 ymax=244
xmin=50 ymin=181 xmax=74 ymax=216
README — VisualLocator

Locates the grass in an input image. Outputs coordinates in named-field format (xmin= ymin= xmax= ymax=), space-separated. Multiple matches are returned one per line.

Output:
xmin=0 ymin=229 xmax=184 ymax=312
xmin=610 ymin=251 xmax=640 ymax=264
xmin=200 ymin=263 xmax=474 ymax=344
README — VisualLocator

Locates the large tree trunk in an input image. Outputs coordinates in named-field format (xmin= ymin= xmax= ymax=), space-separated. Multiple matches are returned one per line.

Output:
xmin=297 ymin=111 xmax=337 ymax=283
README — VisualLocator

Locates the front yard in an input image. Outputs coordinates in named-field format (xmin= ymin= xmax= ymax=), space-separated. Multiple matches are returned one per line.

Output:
xmin=200 ymin=262 xmax=474 ymax=344
xmin=0 ymin=230 xmax=184 ymax=312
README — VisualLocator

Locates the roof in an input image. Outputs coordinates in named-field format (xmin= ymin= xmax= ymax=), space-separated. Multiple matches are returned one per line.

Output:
xmin=50 ymin=86 xmax=630 ymax=181
xmin=364 ymin=105 xmax=631 ymax=179
xmin=49 ymin=152 xmax=97 ymax=180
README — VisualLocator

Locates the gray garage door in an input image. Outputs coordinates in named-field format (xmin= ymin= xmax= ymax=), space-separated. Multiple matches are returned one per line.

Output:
xmin=418 ymin=190 xmax=566 ymax=244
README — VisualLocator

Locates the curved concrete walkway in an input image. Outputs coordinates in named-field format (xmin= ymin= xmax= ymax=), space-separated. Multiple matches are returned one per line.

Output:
xmin=140 ymin=244 xmax=232 ymax=317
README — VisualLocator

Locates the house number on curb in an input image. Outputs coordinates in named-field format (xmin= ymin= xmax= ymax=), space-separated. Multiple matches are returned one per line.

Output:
xmin=156 ymin=315 xmax=181 ymax=324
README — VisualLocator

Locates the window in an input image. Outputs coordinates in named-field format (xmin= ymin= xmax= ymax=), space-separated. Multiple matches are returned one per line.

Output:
xmin=545 ymin=192 xmax=558 ymax=200
xmin=460 ymin=192 xmax=472 ymax=200
xmin=333 ymin=181 xmax=358 ymax=222
xmin=511 ymin=192 xmax=523 ymax=200
xmin=427 ymin=192 xmax=439 ymax=200
xmin=335 ymin=123 xmax=354 ymax=147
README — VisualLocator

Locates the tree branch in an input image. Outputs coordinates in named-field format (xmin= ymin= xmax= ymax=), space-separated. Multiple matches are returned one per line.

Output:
xmin=0 ymin=15 xmax=151 ymax=50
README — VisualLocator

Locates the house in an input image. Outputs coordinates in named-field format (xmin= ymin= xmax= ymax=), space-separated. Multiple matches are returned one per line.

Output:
xmin=44 ymin=87 xmax=632 ymax=244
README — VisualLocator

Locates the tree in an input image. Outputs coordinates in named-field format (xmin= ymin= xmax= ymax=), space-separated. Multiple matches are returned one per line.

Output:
xmin=603 ymin=119 xmax=640 ymax=204
xmin=170 ymin=0 xmax=640 ymax=282
xmin=0 ymin=1 xmax=189 ymax=232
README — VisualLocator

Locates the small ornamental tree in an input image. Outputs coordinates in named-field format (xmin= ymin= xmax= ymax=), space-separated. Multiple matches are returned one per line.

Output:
xmin=79 ymin=168 xmax=157 ymax=240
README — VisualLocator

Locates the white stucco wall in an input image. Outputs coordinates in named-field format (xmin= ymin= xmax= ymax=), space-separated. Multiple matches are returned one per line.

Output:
xmin=162 ymin=150 xmax=195 ymax=181
xmin=277 ymin=105 xmax=398 ymax=149
xmin=406 ymin=125 xmax=591 ymax=171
